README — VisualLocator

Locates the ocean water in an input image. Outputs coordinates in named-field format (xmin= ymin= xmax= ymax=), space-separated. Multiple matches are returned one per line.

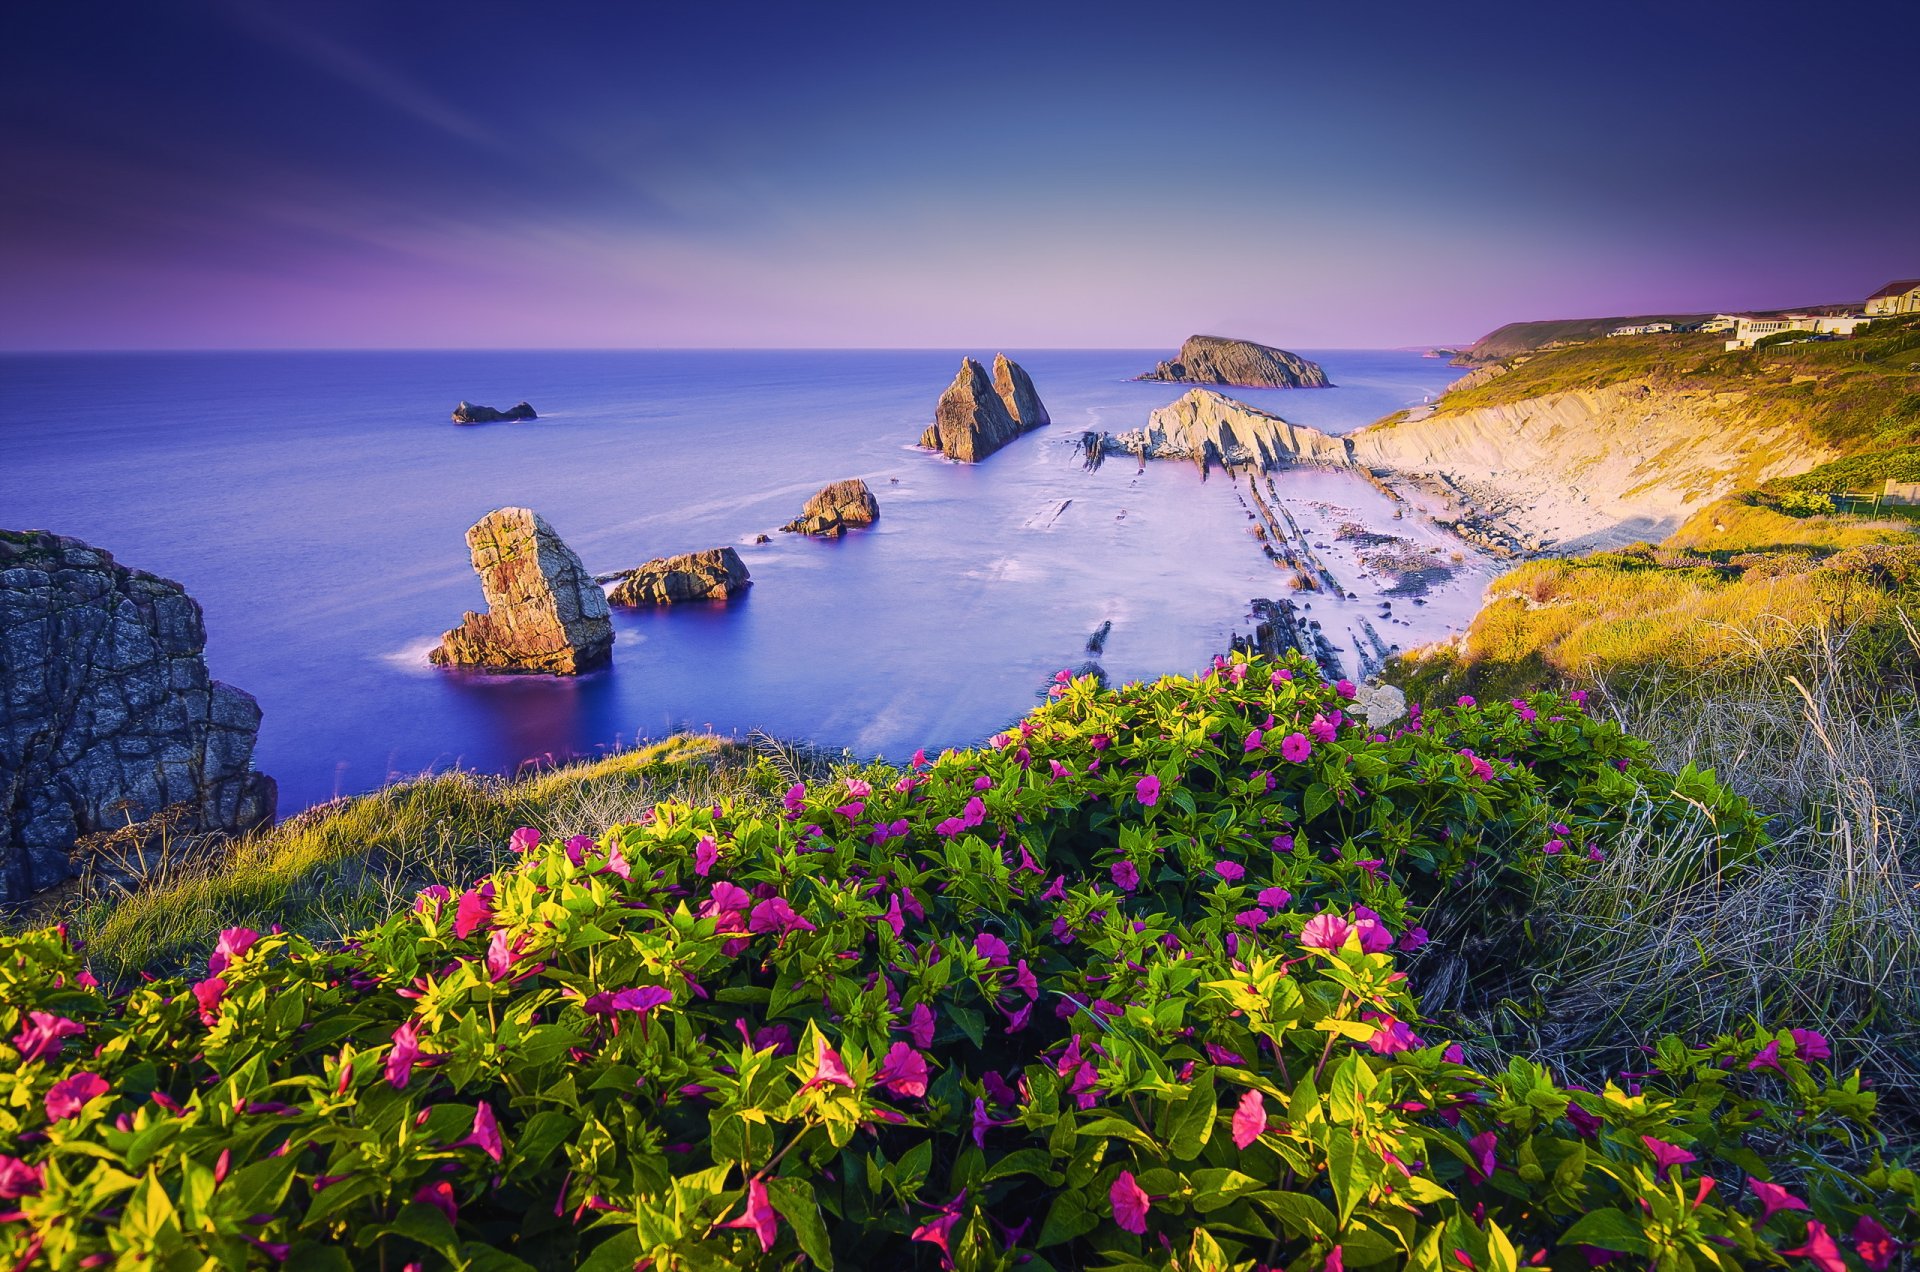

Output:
xmin=1 ymin=348 xmax=1476 ymax=812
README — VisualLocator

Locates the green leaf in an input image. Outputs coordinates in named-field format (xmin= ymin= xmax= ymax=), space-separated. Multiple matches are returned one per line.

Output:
xmin=767 ymin=1175 xmax=835 ymax=1270
xmin=1304 ymin=783 xmax=1334 ymax=823
xmin=367 ymin=1201 xmax=461 ymax=1263
xmin=1036 ymin=1190 xmax=1099 ymax=1248
xmin=575 ymin=1228 xmax=646 ymax=1272
xmin=1167 ymin=1072 xmax=1217 ymax=1161
xmin=1558 ymin=1208 xmax=1651 ymax=1255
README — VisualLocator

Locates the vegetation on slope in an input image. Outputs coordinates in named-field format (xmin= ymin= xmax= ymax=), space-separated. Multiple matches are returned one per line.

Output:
xmin=6 ymin=656 xmax=1916 ymax=1269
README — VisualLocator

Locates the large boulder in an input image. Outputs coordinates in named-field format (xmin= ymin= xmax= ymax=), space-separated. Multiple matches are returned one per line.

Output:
xmin=429 ymin=508 xmax=613 ymax=674
xmin=782 ymin=480 xmax=880 ymax=538
xmin=1136 ymin=335 xmax=1331 ymax=389
xmin=607 ymin=547 xmax=752 ymax=606
xmin=920 ymin=354 xmax=1050 ymax=462
xmin=452 ymin=401 xmax=538 ymax=424
xmin=0 ymin=529 xmax=277 ymax=903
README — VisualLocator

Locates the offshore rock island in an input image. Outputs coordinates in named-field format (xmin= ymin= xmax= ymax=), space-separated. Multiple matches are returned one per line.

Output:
xmin=605 ymin=547 xmax=751 ymax=606
xmin=1136 ymin=334 xmax=1332 ymax=389
xmin=920 ymin=353 xmax=1051 ymax=462
xmin=429 ymin=507 xmax=613 ymax=674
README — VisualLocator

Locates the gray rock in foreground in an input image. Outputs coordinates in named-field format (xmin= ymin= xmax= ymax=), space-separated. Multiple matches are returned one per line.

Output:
xmin=0 ymin=529 xmax=276 ymax=903
xmin=429 ymin=508 xmax=613 ymax=674
xmin=1136 ymin=335 xmax=1331 ymax=389
xmin=607 ymin=547 xmax=752 ymax=605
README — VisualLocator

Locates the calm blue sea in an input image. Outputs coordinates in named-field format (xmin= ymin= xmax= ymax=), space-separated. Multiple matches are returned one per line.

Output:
xmin=1 ymin=349 xmax=1466 ymax=811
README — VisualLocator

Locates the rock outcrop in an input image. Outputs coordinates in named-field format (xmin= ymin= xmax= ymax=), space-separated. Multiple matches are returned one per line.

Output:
xmin=0 ymin=529 xmax=276 ymax=903
xmin=782 ymin=480 xmax=880 ymax=538
xmin=429 ymin=508 xmax=613 ymax=674
xmin=452 ymin=401 xmax=538 ymax=424
xmin=1136 ymin=336 xmax=1331 ymax=389
xmin=920 ymin=354 xmax=1051 ymax=462
xmin=607 ymin=547 xmax=751 ymax=606
xmin=1107 ymin=389 xmax=1351 ymax=471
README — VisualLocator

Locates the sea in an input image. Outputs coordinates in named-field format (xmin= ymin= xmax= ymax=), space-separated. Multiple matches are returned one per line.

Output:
xmin=1 ymin=349 xmax=1479 ymax=813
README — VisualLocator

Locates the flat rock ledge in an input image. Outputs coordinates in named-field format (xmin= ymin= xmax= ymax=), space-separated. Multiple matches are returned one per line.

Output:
xmin=1136 ymin=335 xmax=1331 ymax=389
xmin=783 ymin=479 xmax=880 ymax=538
xmin=0 ymin=529 xmax=276 ymax=903
xmin=606 ymin=547 xmax=752 ymax=605
xmin=429 ymin=507 xmax=613 ymax=674
xmin=920 ymin=354 xmax=1051 ymax=463
xmin=452 ymin=401 xmax=538 ymax=424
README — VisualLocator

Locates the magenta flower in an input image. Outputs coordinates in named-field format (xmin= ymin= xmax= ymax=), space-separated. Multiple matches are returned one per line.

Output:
xmin=1791 ymin=1028 xmax=1832 ymax=1061
xmin=509 ymin=826 xmax=541 ymax=855
xmin=459 ymin=1102 xmax=504 ymax=1162
xmin=1012 ymin=959 xmax=1039 ymax=999
xmin=1853 ymin=1215 xmax=1898 ymax=1271
xmin=905 ymin=1003 xmax=935 ymax=1048
xmin=453 ymin=886 xmax=494 ymax=939
xmin=1233 ymin=908 xmax=1267 ymax=930
xmin=1748 ymin=1040 xmax=1784 ymax=1074
xmin=974 ymin=933 xmax=1010 ymax=967
xmin=207 ymin=926 xmax=260 ymax=976
xmin=782 ymin=782 xmax=806 ymax=812
xmin=585 ymin=986 xmax=673 ymax=1016
xmin=1110 ymin=1170 xmax=1150 ymax=1234
xmin=1135 ymin=775 xmax=1161 ymax=807
xmin=1363 ymin=1013 xmax=1418 ymax=1055
xmin=1398 ymin=926 xmax=1429 ymax=952
xmin=0 ymin=1155 xmax=43 ymax=1201
xmin=414 ymin=1179 xmax=458 ymax=1226
xmin=13 ymin=1010 xmax=85 ymax=1063
xmin=1780 ymin=1222 xmax=1846 ymax=1272
xmin=1272 ymin=833 xmax=1296 ymax=853
xmin=1299 ymin=913 xmax=1352 ymax=950
xmin=721 ymin=1177 xmax=779 ymax=1251
xmin=1257 ymin=886 xmax=1291 ymax=909
xmin=1232 ymin=1089 xmax=1268 ymax=1149
xmin=386 ymin=1021 xmax=423 ymax=1089
xmin=1271 ymin=668 xmax=1294 ymax=684
xmin=910 ymin=1189 xmax=967 ymax=1256
xmin=44 ymin=1072 xmax=110 ymax=1122
xmin=1747 ymin=1176 xmax=1808 ymax=1222
xmin=1324 ymin=1247 xmax=1344 ymax=1272
xmin=748 ymin=897 xmax=817 ymax=936
xmin=876 ymin=1042 xmax=930 ymax=1098
xmin=1214 ymin=859 xmax=1245 ymax=883
xmin=1309 ymin=714 xmax=1337 ymax=744
xmin=1110 ymin=860 xmax=1141 ymax=893
xmin=1544 ymin=838 xmax=1565 ymax=855
xmin=1336 ymin=679 xmax=1355 ymax=697
xmin=802 ymin=1036 xmax=856 ymax=1090
xmin=1641 ymin=1136 xmax=1696 ymax=1173
xmin=414 ymin=884 xmax=451 ymax=916
xmin=1456 ymin=694 xmax=1476 ymax=707
xmin=1243 ymin=729 xmax=1264 ymax=753
xmin=694 ymin=837 xmax=718 ymax=877
xmin=1352 ymin=913 xmax=1395 ymax=954
xmin=846 ymin=778 xmax=872 ymax=797
xmin=1466 ymin=1130 xmax=1498 ymax=1182
xmin=1280 ymin=732 xmax=1312 ymax=763
xmin=1460 ymin=749 xmax=1495 ymax=781
xmin=191 ymin=977 xmax=228 ymax=1025
xmin=1564 ymin=1100 xmax=1603 ymax=1138
xmin=936 ymin=816 xmax=966 ymax=837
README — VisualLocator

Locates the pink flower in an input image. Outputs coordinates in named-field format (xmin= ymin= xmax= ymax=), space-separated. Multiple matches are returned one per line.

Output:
xmin=1336 ymin=679 xmax=1356 ymax=697
xmin=1456 ymin=694 xmax=1475 ymax=707
xmin=974 ymin=933 xmax=1010 ymax=967
xmin=45 ymin=1072 xmax=110 ymax=1121
xmin=0 ymin=1155 xmax=43 ymax=1200
xmin=509 ymin=826 xmax=541 ymax=855
xmin=1135 ymin=775 xmax=1161 ymax=807
xmin=1466 ymin=1130 xmax=1498 ymax=1182
xmin=1351 ymin=909 xmax=1395 ymax=953
xmin=1853 ymin=1215 xmax=1899 ymax=1271
xmin=1257 ymin=887 xmax=1292 ymax=909
xmin=802 ymin=1036 xmax=856 ymax=1090
xmin=1300 ymin=913 xmax=1352 ymax=950
xmin=207 ymin=926 xmax=260 ymax=976
xmin=454 ymin=887 xmax=494 ymax=939
xmin=486 ymin=930 xmax=515 ymax=981
xmin=1234 ymin=909 xmax=1267 ymax=929
xmin=722 ymin=1177 xmax=779 ymax=1250
xmin=1110 ymin=1170 xmax=1150 ymax=1234
xmin=910 ymin=1189 xmax=967 ymax=1256
xmin=386 ymin=1021 xmax=423 ymax=1089
xmin=1398 ymin=926 xmax=1429 ymax=952
xmin=414 ymin=1179 xmax=458 ymax=1227
xmin=1544 ymin=838 xmax=1565 ymax=855
xmin=13 ymin=1010 xmax=85 ymax=1063
xmin=1363 ymin=1013 xmax=1418 ymax=1054
xmin=565 ymin=834 xmax=594 ymax=866
xmin=1280 ymin=732 xmax=1312 ymax=763
xmin=1232 ymin=1089 xmax=1267 ymax=1149
xmin=191 ymin=977 xmax=228 ymax=1026
xmin=458 ymin=1102 xmax=504 ymax=1162
xmin=783 ymin=783 xmax=807 ymax=813
xmin=876 ymin=1043 xmax=930 ymax=1098
xmin=1791 ymin=1028 xmax=1832 ymax=1061
xmin=748 ymin=897 xmax=817 ymax=936
xmin=1111 ymin=860 xmax=1141 ymax=893
xmin=1747 ymin=1177 xmax=1808 ymax=1222
xmin=1271 ymin=668 xmax=1294 ymax=684
xmin=1325 ymin=1247 xmax=1345 ymax=1272
xmin=1641 ymin=1136 xmax=1695 ymax=1174
xmin=846 ymin=778 xmax=872 ymax=798
xmin=1460 ymin=749 xmax=1494 ymax=781
xmin=1781 ymin=1222 xmax=1847 ymax=1272
xmin=1244 ymin=729 xmax=1264 ymax=753
xmin=904 ymin=1003 xmax=935 ymax=1049
xmin=1749 ymin=1040 xmax=1784 ymax=1074
xmin=694 ymin=837 xmax=718 ymax=876
xmin=585 ymin=986 xmax=673 ymax=1016
xmin=1214 ymin=860 xmax=1245 ymax=883
xmin=1309 ymin=714 xmax=1337 ymax=744
xmin=414 ymin=884 xmax=451 ymax=916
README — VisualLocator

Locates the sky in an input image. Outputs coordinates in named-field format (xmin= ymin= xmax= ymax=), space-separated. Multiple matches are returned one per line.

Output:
xmin=3 ymin=1 xmax=1917 ymax=350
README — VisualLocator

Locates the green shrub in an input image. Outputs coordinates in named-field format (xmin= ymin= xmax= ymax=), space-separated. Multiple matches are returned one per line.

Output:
xmin=1 ymin=656 xmax=1913 ymax=1269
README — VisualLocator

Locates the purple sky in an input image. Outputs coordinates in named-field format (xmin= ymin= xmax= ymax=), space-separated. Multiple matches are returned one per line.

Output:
xmin=4 ymin=1 xmax=1916 ymax=349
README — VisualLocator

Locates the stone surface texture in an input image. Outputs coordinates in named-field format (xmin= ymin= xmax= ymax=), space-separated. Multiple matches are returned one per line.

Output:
xmin=782 ymin=480 xmax=881 ymax=538
xmin=1137 ymin=335 xmax=1332 ymax=389
xmin=429 ymin=508 xmax=613 ymax=674
xmin=1112 ymin=389 xmax=1352 ymax=470
xmin=920 ymin=354 xmax=1050 ymax=462
xmin=607 ymin=547 xmax=752 ymax=605
xmin=0 ymin=529 xmax=276 ymax=903
xmin=452 ymin=401 xmax=538 ymax=424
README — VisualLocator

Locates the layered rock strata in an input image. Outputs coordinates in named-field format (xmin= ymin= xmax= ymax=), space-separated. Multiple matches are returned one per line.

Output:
xmin=607 ymin=547 xmax=752 ymax=605
xmin=429 ymin=508 xmax=613 ymax=673
xmin=1136 ymin=335 xmax=1331 ymax=389
xmin=783 ymin=480 xmax=880 ymax=538
xmin=0 ymin=529 xmax=276 ymax=902
xmin=920 ymin=354 xmax=1051 ymax=462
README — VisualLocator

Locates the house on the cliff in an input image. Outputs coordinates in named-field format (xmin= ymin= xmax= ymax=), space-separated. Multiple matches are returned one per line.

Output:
xmin=1608 ymin=322 xmax=1673 ymax=337
xmin=1725 ymin=312 xmax=1872 ymax=350
xmin=1865 ymin=279 xmax=1920 ymax=317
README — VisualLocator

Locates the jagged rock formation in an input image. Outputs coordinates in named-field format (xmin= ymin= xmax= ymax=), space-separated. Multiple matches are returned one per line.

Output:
xmin=452 ymin=401 xmax=538 ymax=424
xmin=429 ymin=508 xmax=613 ymax=674
xmin=920 ymin=354 xmax=1051 ymax=462
xmin=606 ymin=548 xmax=751 ymax=606
xmin=0 ymin=529 xmax=276 ymax=902
xmin=1136 ymin=336 xmax=1331 ymax=389
xmin=782 ymin=480 xmax=880 ymax=538
xmin=1107 ymin=389 xmax=1351 ymax=471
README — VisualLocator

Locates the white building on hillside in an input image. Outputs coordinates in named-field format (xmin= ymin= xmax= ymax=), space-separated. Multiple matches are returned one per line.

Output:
xmin=1725 ymin=313 xmax=1871 ymax=350
xmin=1608 ymin=322 xmax=1673 ymax=337
xmin=1865 ymin=279 xmax=1920 ymax=316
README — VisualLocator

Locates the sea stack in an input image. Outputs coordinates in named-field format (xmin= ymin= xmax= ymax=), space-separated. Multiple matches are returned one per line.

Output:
xmin=920 ymin=353 xmax=1051 ymax=462
xmin=607 ymin=547 xmax=752 ymax=605
xmin=1120 ymin=389 xmax=1353 ymax=471
xmin=1136 ymin=336 xmax=1331 ymax=389
xmin=0 ymin=529 xmax=277 ymax=902
xmin=429 ymin=507 xmax=613 ymax=674
xmin=783 ymin=479 xmax=880 ymax=538
xmin=452 ymin=401 xmax=538 ymax=424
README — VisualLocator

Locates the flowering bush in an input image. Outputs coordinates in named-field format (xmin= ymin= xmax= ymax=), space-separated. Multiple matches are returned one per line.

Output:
xmin=2 ymin=653 xmax=1914 ymax=1269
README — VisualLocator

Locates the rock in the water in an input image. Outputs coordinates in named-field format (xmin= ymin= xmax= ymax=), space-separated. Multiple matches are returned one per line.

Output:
xmin=920 ymin=354 xmax=1050 ymax=462
xmin=607 ymin=547 xmax=752 ymax=606
xmin=0 ymin=529 xmax=277 ymax=903
xmin=429 ymin=508 xmax=613 ymax=674
xmin=1110 ymin=389 xmax=1352 ymax=471
xmin=452 ymin=401 xmax=538 ymax=424
xmin=1136 ymin=336 xmax=1331 ymax=389
xmin=782 ymin=479 xmax=880 ymax=538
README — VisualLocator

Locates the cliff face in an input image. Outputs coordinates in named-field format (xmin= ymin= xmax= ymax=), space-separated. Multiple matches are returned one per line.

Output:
xmin=0 ymin=530 xmax=276 ymax=902
xmin=430 ymin=508 xmax=614 ymax=674
xmin=1136 ymin=335 xmax=1331 ymax=389
xmin=1112 ymin=389 xmax=1350 ymax=470
xmin=921 ymin=355 xmax=1050 ymax=462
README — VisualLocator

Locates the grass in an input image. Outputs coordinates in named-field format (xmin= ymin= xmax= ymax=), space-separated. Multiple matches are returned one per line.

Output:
xmin=52 ymin=735 xmax=829 ymax=980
